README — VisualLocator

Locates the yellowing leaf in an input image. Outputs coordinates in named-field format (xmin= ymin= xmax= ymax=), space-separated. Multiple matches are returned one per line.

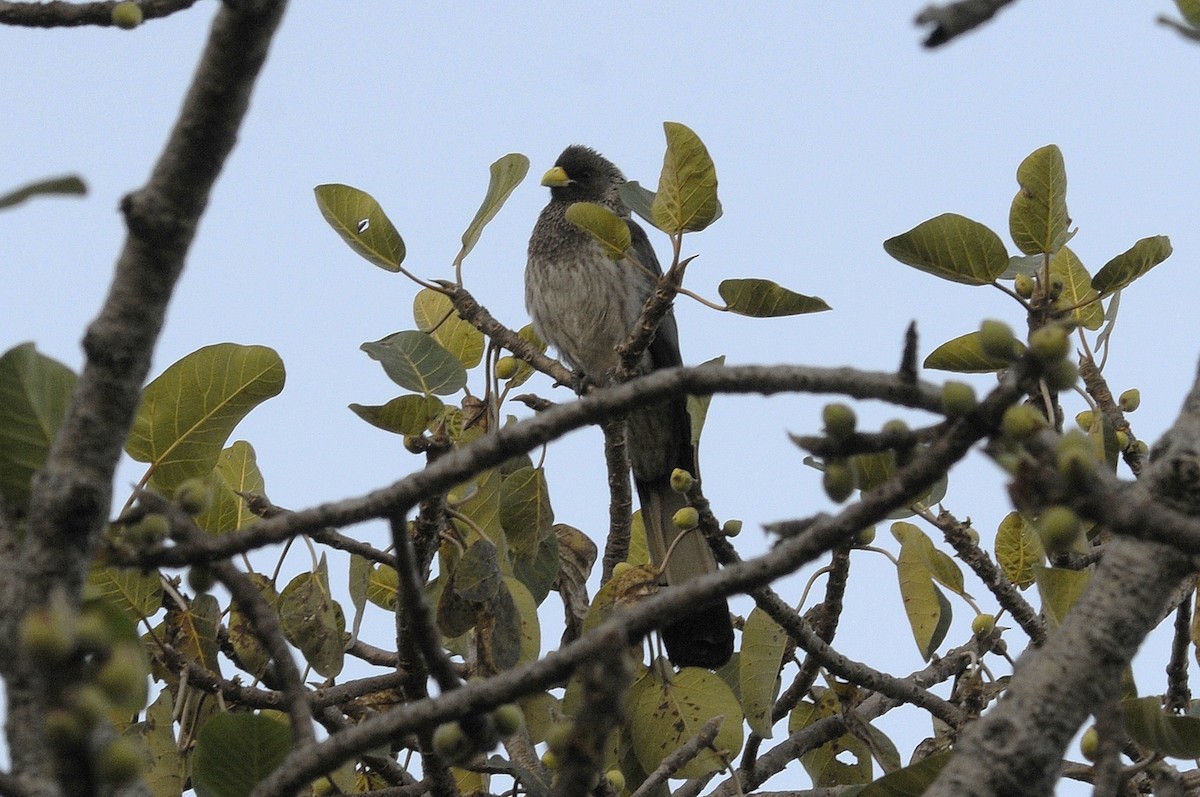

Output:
xmin=718 ymin=279 xmax=831 ymax=317
xmin=740 ymin=607 xmax=788 ymax=738
xmin=628 ymin=667 xmax=743 ymax=779
xmin=789 ymin=697 xmax=873 ymax=787
xmin=1050 ymin=246 xmax=1104 ymax=330
xmin=924 ymin=331 xmax=1027 ymax=373
xmin=413 ymin=288 xmax=485 ymax=368
xmin=195 ymin=441 xmax=266 ymax=535
xmin=1009 ymin=144 xmax=1069 ymax=255
xmin=564 ymin=202 xmax=631 ymax=260
xmin=315 ymin=184 xmax=405 ymax=271
xmin=1034 ymin=565 xmax=1091 ymax=627
xmin=1092 ymin=235 xmax=1172 ymax=297
xmin=651 ymin=122 xmax=721 ymax=233
xmin=895 ymin=526 xmax=952 ymax=659
xmin=458 ymin=153 xmax=530 ymax=264
xmin=361 ymin=331 xmax=467 ymax=396
xmin=126 ymin=344 xmax=284 ymax=492
xmin=279 ymin=558 xmax=346 ymax=678
xmin=883 ymin=213 xmax=1008 ymax=285
xmin=994 ymin=511 xmax=1042 ymax=589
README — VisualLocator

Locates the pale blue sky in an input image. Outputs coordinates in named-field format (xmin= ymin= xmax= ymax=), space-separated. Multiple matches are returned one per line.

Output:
xmin=4 ymin=2 xmax=1198 ymax=786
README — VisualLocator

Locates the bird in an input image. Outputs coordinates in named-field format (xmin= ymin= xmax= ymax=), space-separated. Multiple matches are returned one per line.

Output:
xmin=525 ymin=145 xmax=733 ymax=669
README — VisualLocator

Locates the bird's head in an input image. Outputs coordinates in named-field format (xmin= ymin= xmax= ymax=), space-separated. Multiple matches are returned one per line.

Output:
xmin=542 ymin=145 xmax=625 ymax=207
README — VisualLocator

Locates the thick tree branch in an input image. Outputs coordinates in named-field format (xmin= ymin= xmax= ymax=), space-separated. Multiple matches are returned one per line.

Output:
xmin=0 ymin=0 xmax=199 ymax=27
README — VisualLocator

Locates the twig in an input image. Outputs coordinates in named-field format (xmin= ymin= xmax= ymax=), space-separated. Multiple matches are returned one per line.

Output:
xmin=630 ymin=716 xmax=722 ymax=797
xmin=914 ymin=0 xmax=1017 ymax=47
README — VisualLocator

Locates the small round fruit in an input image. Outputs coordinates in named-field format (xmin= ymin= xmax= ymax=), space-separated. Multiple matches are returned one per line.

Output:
xmin=544 ymin=721 xmax=574 ymax=755
xmin=722 ymin=519 xmax=743 ymax=537
xmin=541 ymin=750 xmax=562 ymax=770
xmin=491 ymin=703 xmax=524 ymax=736
xmin=1115 ymin=430 xmax=1130 ymax=450
xmin=971 ymin=613 xmax=996 ymax=638
xmin=1119 ymin=389 xmax=1141 ymax=413
xmin=1000 ymin=405 xmax=1045 ymax=441
xmin=111 ymin=1 xmax=143 ymax=29
xmin=1043 ymin=359 xmax=1078 ymax=391
xmin=495 ymin=356 xmax=519 ymax=380
xmin=1074 ymin=410 xmax=1095 ymax=430
xmin=854 ymin=527 xmax=876 ymax=547
xmin=95 ymin=737 xmax=143 ymax=785
xmin=44 ymin=709 xmax=86 ymax=751
xmin=20 ymin=607 xmax=75 ymax=663
xmin=124 ymin=513 xmax=170 ymax=546
xmin=670 ymin=468 xmax=695 ymax=493
xmin=1080 ymin=726 xmax=1100 ymax=762
xmin=822 ymin=403 xmax=856 ymax=439
xmin=1029 ymin=325 xmax=1069 ymax=363
xmin=1058 ymin=446 xmax=1095 ymax=488
xmin=823 ymin=461 xmax=855 ymax=504
xmin=979 ymin=320 xmax=1018 ymax=361
xmin=96 ymin=646 xmax=147 ymax=708
xmin=188 ymin=565 xmax=216 ymax=594
xmin=941 ymin=381 xmax=977 ymax=418
xmin=1014 ymin=273 xmax=1035 ymax=298
xmin=74 ymin=611 xmax=114 ymax=657
xmin=606 ymin=769 xmax=626 ymax=792
xmin=672 ymin=507 xmax=699 ymax=531
xmin=70 ymin=685 xmax=113 ymax=728
xmin=431 ymin=721 xmax=473 ymax=764
xmin=1039 ymin=506 xmax=1082 ymax=554
xmin=882 ymin=419 xmax=909 ymax=437
xmin=174 ymin=478 xmax=212 ymax=515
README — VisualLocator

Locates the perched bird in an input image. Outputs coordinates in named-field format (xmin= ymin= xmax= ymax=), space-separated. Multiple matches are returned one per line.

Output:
xmin=525 ymin=145 xmax=733 ymax=669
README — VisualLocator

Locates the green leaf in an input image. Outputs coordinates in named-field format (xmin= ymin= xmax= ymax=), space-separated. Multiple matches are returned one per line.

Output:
xmin=504 ymin=325 xmax=546 ymax=390
xmin=350 ymin=395 xmax=444 ymax=435
xmin=503 ymin=576 xmax=542 ymax=666
xmin=279 ymin=558 xmax=345 ymax=677
xmin=314 ymin=184 xmax=406 ymax=271
xmin=361 ymin=331 xmax=467 ymax=396
xmin=1034 ymin=565 xmax=1091 ymax=627
xmin=740 ymin=607 xmax=788 ymax=737
xmin=1092 ymin=235 xmax=1172 ymax=297
xmin=126 ymin=344 xmax=284 ymax=492
xmin=628 ymin=667 xmax=743 ymax=779
xmin=499 ymin=466 xmax=554 ymax=555
xmin=789 ymin=695 xmax=873 ymax=787
xmin=618 ymin=180 xmax=657 ymax=226
xmin=193 ymin=712 xmax=292 ymax=797
xmin=458 ymin=153 xmax=530 ymax=264
xmin=894 ymin=524 xmax=952 ymax=660
xmin=883 ymin=213 xmax=1008 ymax=285
xmin=195 ymin=441 xmax=266 ymax=535
xmin=0 ymin=343 xmax=76 ymax=513
xmin=1122 ymin=696 xmax=1200 ymax=759
xmin=1175 ymin=0 xmax=1200 ymax=29
xmin=718 ymin=279 xmax=831 ymax=317
xmin=0 ymin=174 xmax=86 ymax=211
xmin=924 ymin=331 xmax=1027 ymax=373
xmin=365 ymin=562 xmax=399 ymax=612
xmin=1049 ymin=246 xmax=1104 ymax=330
xmin=994 ymin=512 xmax=1042 ymax=590
xmin=686 ymin=355 xmax=725 ymax=447
xmin=564 ymin=202 xmax=631 ymax=260
xmin=413 ymin=288 xmax=485 ymax=368
xmin=1009 ymin=144 xmax=1069 ymax=255
xmin=651 ymin=122 xmax=721 ymax=234
xmin=859 ymin=750 xmax=953 ymax=797
xmin=130 ymin=690 xmax=186 ymax=797
xmin=89 ymin=563 xmax=163 ymax=623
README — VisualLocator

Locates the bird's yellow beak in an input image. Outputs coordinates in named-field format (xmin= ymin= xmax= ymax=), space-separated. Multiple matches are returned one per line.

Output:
xmin=540 ymin=166 xmax=572 ymax=187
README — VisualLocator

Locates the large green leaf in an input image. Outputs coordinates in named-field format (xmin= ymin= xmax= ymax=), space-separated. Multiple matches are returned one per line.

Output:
xmin=0 ymin=174 xmax=86 ymax=210
xmin=1092 ymin=235 xmax=1172 ymax=297
xmin=499 ymin=466 xmax=554 ymax=555
xmin=718 ymin=279 xmax=831 ymax=317
xmin=413 ymin=288 xmax=485 ymax=368
xmin=651 ymin=122 xmax=721 ymax=234
xmin=883 ymin=213 xmax=1008 ymax=285
xmin=994 ymin=512 xmax=1042 ymax=590
xmin=618 ymin=180 xmax=657 ymax=226
xmin=564 ymin=202 xmax=631 ymax=260
xmin=628 ymin=666 xmax=743 ymax=779
xmin=1175 ymin=0 xmax=1200 ymax=29
xmin=740 ymin=607 xmax=788 ymax=737
xmin=924 ymin=331 xmax=1026 ymax=373
xmin=126 ymin=344 xmax=284 ymax=492
xmin=350 ymin=395 xmax=444 ymax=436
xmin=314 ymin=183 xmax=406 ymax=271
xmin=458 ymin=153 xmax=529 ymax=264
xmin=193 ymin=712 xmax=292 ymax=797
xmin=89 ymin=562 xmax=163 ymax=623
xmin=1034 ymin=564 xmax=1091 ymax=628
xmin=279 ymin=557 xmax=345 ymax=678
xmin=1009 ymin=144 xmax=1069 ymax=255
xmin=361 ymin=331 xmax=467 ymax=396
xmin=859 ymin=750 xmax=953 ymax=797
xmin=0 ymin=343 xmax=76 ymax=513
xmin=1049 ymin=246 xmax=1104 ymax=330
xmin=1122 ymin=697 xmax=1200 ymax=759
xmin=789 ymin=694 xmax=873 ymax=787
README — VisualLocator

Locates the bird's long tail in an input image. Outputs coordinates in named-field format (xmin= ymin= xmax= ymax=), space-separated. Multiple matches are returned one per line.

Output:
xmin=637 ymin=477 xmax=733 ymax=669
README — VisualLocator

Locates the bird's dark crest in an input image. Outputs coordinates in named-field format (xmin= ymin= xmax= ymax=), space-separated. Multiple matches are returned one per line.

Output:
xmin=549 ymin=145 xmax=625 ymax=203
